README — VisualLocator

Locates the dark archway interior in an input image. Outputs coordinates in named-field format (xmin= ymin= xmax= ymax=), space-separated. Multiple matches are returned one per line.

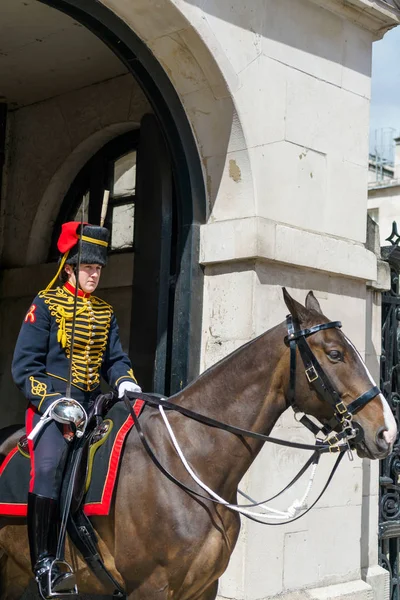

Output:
xmin=0 ymin=0 xmax=205 ymax=411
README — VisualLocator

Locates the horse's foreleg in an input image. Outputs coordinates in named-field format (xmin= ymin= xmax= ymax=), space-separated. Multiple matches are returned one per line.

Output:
xmin=189 ymin=580 xmax=219 ymax=600
xmin=0 ymin=550 xmax=31 ymax=600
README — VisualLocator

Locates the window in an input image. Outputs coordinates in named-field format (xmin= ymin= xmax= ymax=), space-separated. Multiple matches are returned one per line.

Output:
xmin=50 ymin=130 xmax=139 ymax=260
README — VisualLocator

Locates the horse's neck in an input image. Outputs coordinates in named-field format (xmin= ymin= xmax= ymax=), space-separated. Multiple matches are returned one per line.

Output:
xmin=171 ymin=323 xmax=289 ymax=490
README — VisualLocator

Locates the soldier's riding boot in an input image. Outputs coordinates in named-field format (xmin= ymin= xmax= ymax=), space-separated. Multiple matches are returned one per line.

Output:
xmin=27 ymin=493 xmax=77 ymax=598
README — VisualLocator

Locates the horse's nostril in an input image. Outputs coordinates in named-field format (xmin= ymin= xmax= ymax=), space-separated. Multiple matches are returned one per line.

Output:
xmin=376 ymin=426 xmax=390 ymax=451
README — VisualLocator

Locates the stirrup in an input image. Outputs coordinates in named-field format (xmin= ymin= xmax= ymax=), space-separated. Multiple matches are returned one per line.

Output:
xmin=36 ymin=559 xmax=78 ymax=599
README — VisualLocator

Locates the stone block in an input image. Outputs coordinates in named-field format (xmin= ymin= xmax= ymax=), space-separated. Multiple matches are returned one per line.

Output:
xmin=342 ymin=21 xmax=373 ymax=99
xmin=106 ymin=0 xmax=190 ymax=43
xmin=176 ymin=22 xmax=239 ymax=99
xmin=253 ymin=260 xmax=370 ymax=349
xmin=181 ymin=87 xmax=237 ymax=159
xmin=243 ymin=517 xmax=285 ymax=598
xmin=235 ymin=54 xmax=286 ymax=149
xmin=200 ymin=217 xmax=276 ymax=267
xmin=326 ymin=158 xmax=367 ymax=243
xmin=204 ymin=267 xmax=255 ymax=340
xmin=194 ymin=0 xmax=264 ymax=74
xmin=308 ymin=579 xmax=373 ymax=599
xmin=362 ymin=565 xmax=390 ymax=600
xmin=202 ymin=338 xmax=252 ymax=371
xmin=360 ymin=491 xmax=379 ymax=568
xmin=283 ymin=506 xmax=362 ymax=590
xmin=285 ymin=69 xmax=369 ymax=167
xmin=361 ymin=458 xmax=380 ymax=498
xmin=367 ymin=260 xmax=391 ymax=292
xmin=262 ymin=0 xmax=344 ymax=87
xmin=273 ymin=225 xmax=377 ymax=283
xmin=251 ymin=141 xmax=328 ymax=233
xmin=205 ymin=150 xmax=256 ymax=220
xmin=149 ymin=33 xmax=209 ymax=97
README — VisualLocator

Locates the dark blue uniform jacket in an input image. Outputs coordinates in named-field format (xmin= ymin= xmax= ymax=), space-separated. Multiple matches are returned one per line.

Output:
xmin=12 ymin=283 xmax=137 ymax=412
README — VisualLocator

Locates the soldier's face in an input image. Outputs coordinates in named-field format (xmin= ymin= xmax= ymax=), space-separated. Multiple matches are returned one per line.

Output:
xmin=66 ymin=264 xmax=102 ymax=293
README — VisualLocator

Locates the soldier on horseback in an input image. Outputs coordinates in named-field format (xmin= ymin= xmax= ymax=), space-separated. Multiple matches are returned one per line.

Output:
xmin=11 ymin=221 xmax=141 ymax=599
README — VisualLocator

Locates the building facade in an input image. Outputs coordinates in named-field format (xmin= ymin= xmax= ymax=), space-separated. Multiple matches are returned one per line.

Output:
xmin=369 ymin=137 xmax=400 ymax=246
xmin=1 ymin=1 xmax=400 ymax=599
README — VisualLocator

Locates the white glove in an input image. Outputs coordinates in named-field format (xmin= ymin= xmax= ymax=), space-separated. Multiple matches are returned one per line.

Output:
xmin=118 ymin=380 xmax=142 ymax=398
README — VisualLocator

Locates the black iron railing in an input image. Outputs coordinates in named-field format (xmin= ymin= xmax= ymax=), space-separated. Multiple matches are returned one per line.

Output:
xmin=380 ymin=222 xmax=400 ymax=600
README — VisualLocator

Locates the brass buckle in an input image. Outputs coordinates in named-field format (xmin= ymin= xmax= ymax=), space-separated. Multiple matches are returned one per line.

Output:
xmin=329 ymin=444 xmax=340 ymax=453
xmin=305 ymin=366 xmax=318 ymax=383
xmin=327 ymin=434 xmax=339 ymax=446
xmin=336 ymin=401 xmax=348 ymax=415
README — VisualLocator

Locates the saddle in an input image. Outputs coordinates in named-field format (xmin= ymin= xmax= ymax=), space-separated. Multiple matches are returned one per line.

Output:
xmin=14 ymin=392 xmax=146 ymax=598
xmin=17 ymin=394 xmax=115 ymax=505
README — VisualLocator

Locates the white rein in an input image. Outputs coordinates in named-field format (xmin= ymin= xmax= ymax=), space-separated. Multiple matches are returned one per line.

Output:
xmin=159 ymin=405 xmax=318 ymax=522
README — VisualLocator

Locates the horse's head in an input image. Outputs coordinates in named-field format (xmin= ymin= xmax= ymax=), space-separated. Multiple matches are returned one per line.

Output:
xmin=282 ymin=289 xmax=397 ymax=460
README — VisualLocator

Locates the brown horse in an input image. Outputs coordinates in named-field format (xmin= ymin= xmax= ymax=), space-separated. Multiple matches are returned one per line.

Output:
xmin=0 ymin=289 xmax=397 ymax=600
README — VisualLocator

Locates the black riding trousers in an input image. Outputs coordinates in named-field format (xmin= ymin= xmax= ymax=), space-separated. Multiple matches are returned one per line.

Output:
xmin=26 ymin=410 xmax=70 ymax=499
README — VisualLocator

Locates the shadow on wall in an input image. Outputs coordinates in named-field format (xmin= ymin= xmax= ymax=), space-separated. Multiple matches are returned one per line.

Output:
xmin=182 ymin=0 xmax=371 ymax=77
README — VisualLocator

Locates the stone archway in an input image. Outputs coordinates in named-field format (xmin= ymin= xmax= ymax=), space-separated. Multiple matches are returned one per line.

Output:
xmin=35 ymin=0 xmax=254 ymax=387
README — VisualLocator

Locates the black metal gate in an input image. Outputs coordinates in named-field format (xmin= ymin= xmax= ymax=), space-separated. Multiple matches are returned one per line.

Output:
xmin=379 ymin=224 xmax=400 ymax=599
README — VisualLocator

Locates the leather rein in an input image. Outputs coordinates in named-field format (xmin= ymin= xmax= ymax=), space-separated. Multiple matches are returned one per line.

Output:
xmin=122 ymin=315 xmax=380 ymax=523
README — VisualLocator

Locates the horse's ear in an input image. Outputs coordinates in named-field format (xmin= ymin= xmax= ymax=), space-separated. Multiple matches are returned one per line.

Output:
xmin=305 ymin=291 xmax=322 ymax=314
xmin=282 ymin=287 xmax=309 ymax=323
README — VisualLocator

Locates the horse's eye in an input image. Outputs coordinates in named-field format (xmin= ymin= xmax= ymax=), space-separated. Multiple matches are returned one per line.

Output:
xmin=328 ymin=350 xmax=342 ymax=361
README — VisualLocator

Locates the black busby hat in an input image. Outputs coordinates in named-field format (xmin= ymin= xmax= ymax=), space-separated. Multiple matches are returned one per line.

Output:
xmin=64 ymin=224 xmax=110 ymax=267
xmin=45 ymin=222 xmax=110 ymax=292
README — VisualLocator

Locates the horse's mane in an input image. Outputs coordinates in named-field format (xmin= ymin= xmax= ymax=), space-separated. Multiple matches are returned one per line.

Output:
xmin=169 ymin=322 xmax=284 ymax=401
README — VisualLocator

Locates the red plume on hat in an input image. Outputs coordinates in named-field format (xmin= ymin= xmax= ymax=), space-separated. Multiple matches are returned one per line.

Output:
xmin=57 ymin=221 xmax=87 ymax=254
xmin=45 ymin=221 xmax=109 ymax=292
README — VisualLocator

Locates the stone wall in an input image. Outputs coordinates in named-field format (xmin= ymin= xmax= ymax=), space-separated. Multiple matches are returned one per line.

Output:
xmin=1 ymin=0 xmax=399 ymax=598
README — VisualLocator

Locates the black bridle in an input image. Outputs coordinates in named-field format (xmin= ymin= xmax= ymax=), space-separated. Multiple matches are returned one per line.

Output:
xmin=117 ymin=314 xmax=382 ymax=525
xmin=285 ymin=315 xmax=380 ymax=447
xmin=123 ymin=315 xmax=381 ymax=457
